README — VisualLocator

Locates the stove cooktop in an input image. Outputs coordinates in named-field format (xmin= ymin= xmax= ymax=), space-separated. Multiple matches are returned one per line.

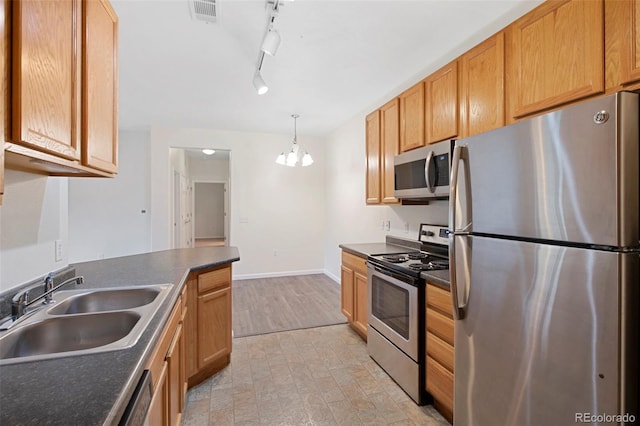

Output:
xmin=368 ymin=224 xmax=450 ymax=278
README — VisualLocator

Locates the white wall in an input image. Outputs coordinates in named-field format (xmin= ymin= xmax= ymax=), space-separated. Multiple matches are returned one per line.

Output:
xmin=151 ymin=127 xmax=326 ymax=279
xmin=322 ymin=113 xmax=448 ymax=282
xmin=189 ymin=157 xmax=229 ymax=182
xmin=0 ymin=171 xmax=69 ymax=292
xmin=68 ymin=131 xmax=152 ymax=263
xmin=194 ymin=183 xmax=224 ymax=238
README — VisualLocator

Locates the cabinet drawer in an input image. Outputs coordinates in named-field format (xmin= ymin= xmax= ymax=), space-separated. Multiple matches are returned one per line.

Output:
xmin=426 ymin=308 xmax=454 ymax=346
xmin=426 ymin=356 xmax=454 ymax=414
xmin=426 ymin=283 xmax=453 ymax=317
xmin=342 ymin=251 xmax=367 ymax=275
xmin=427 ymin=332 xmax=453 ymax=372
xmin=198 ymin=266 xmax=230 ymax=294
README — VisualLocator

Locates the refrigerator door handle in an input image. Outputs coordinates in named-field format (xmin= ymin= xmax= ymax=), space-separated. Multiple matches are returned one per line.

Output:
xmin=425 ymin=150 xmax=435 ymax=193
xmin=449 ymin=144 xmax=467 ymax=320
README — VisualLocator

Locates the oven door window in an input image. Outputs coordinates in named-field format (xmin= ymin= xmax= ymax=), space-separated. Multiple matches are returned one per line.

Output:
xmin=371 ymin=274 xmax=410 ymax=339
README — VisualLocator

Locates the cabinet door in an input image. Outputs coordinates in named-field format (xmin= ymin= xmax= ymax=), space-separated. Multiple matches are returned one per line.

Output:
xmin=340 ymin=265 xmax=354 ymax=322
xmin=460 ymin=33 xmax=505 ymax=138
xmin=147 ymin=361 xmax=168 ymax=426
xmin=166 ymin=324 xmax=183 ymax=426
xmin=425 ymin=61 xmax=458 ymax=143
xmin=82 ymin=0 xmax=118 ymax=173
xmin=1 ymin=0 xmax=7 ymax=205
xmin=197 ymin=287 xmax=231 ymax=367
xmin=605 ymin=0 xmax=640 ymax=89
xmin=184 ymin=276 xmax=198 ymax=379
xmin=380 ymin=99 xmax=399 ymax=204
xmin=12 ymin=0 xmax=81 ymax=160
xmin=507 ymin=0 xmax=604 ymax=118
xmin=353 ymin=271 xmax=368 ymax=337
xmin=399 ymin=82 xmax=425 ymax=152
xmin=365 ymin=110 xmax=381 ymax=205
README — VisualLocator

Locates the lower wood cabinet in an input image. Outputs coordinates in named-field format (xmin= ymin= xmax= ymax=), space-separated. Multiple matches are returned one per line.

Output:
xmin=425 ymin=282 xmax=454 ymax=423
xmin=341 ymin=250 xmax=368 ymax=340
xmin=146 ymin=263 xmax=233 ymax=424
xmin=147 ymin=287 xmax=186 ymax=426
xmin=185 ymin=263 xmax=233 ymax=387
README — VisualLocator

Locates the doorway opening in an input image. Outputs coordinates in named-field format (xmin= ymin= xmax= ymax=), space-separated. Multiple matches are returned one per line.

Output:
xmin=193 ymin=181 xmax=228 ymax=247
xmin=170 ymin=148 xmax=230 ymax=248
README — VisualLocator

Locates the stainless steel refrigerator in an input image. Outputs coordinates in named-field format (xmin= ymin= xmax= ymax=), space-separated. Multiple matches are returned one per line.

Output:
xmin=449 ymin=92 xmax=639 ymax=425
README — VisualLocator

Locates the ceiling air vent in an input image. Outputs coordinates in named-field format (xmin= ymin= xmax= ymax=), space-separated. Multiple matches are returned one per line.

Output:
xmin=189 ymin=0 xmax=219 ymax=24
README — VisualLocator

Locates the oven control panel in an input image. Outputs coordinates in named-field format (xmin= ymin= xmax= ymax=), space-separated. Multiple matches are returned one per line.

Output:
xmin=419 ymin=223 xmax=449 ymax=246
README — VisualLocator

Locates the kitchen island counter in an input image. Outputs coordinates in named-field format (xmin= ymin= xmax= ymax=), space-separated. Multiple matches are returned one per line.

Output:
xmin=0 ymin=246 xmax=240 ymax=425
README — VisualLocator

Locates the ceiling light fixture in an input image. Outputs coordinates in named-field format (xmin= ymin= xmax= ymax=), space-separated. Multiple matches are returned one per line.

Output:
xmin=261 ymin=28 xmax=280 ymax=56
xmin=202 ymin=149 xmax=215 ymax=155
xmin=276 ymin=114 xmax=313 ymax=167
xmin=253 ymin=0 xmax=283 ymax=95
xmin=253 ymin=71 xmax=268 ymax=95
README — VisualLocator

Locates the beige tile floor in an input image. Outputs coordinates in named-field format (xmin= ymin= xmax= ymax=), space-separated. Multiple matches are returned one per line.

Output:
xmin=182 ymin=324 xmax=450 ymax=425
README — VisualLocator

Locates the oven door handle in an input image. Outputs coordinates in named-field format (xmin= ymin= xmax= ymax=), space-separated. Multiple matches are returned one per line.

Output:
xmin=366 ymin=262 xmax=418 ymax=287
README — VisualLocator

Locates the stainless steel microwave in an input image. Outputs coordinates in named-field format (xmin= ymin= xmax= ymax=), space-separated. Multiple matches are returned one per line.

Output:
xmin=394 ymin=139 xmax=453 ymax=200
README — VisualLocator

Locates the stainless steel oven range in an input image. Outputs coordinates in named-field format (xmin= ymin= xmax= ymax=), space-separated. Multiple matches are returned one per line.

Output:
xmin=366 ymin=223 xmax=449 ymax=404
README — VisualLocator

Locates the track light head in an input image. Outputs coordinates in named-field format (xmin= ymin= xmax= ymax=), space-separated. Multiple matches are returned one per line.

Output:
xmin=261 ymin=29 xmax=281 ymax=56
xmin=253 ymin=71 xmax=268 ymax=95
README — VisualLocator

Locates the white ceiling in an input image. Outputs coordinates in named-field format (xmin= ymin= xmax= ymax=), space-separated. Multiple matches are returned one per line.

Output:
xmin=113 ymin=0 xmax=543 ymax=137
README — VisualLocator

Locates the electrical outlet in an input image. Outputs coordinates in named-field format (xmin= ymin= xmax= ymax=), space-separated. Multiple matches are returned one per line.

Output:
xmin=404 ymin=222 xmax=410 ymax=233
xmin=380 ymin=219 xmax=385 ymax=230
xmin=385 ymin=220 xmax=391 ymax=231
xmin=273 ymin=250 xmax=277 ymax=257
xmin=54 ymin=240 xmax=63 ymax=262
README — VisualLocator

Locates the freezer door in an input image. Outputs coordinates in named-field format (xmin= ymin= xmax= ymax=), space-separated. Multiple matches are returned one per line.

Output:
xmin=452 ymin=92 xmax=639 ymax=248
xmin=453 ymin=235 xmax=637 ymax=425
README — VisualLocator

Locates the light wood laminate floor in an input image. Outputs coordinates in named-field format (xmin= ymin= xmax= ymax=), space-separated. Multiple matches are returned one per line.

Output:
xmin=183 ymin=324 xmax=449 ymax=425
xmin=232 ymin=274 xmax=346 ymax=338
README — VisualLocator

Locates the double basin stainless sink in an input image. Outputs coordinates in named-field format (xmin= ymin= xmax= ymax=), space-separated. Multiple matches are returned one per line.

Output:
xmin=0 ymin=284 xmax=173 ymax=365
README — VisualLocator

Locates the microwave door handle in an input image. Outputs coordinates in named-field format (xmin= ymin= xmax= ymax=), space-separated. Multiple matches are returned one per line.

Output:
xmin=449 ymin=144 xmax=467 ymax=320
xmin=425 ymin=150 xmax=435 ymax=193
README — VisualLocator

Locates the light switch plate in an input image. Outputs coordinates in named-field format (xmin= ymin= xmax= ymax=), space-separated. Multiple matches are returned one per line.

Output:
xmin=55 ymin=240 xmax=63 ymax=262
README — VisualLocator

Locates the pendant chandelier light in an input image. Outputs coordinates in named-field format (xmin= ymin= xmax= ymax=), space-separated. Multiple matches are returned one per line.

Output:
xmin=276 ymin=114 xmax=313 ymax=167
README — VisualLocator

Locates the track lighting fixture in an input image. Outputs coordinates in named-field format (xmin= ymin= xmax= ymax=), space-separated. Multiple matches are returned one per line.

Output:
xmin=261 ymin=29 xmax=281 ymax=56
xmin=253 ymin=0 xmax=284 ymax=94
xmin=253 ymin=71 xmax=268 ymax=95
xmin=276 ymin=114 xmax=313 ymax=167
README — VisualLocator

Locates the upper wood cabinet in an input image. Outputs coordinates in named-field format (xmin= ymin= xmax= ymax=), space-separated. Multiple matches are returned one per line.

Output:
xmin=425 ymin=61 xmax=459 ymax=144
xmin=460 ymin=32 xmax=505 ymax=138
xmin=365 ymin=101 xmax=399 ymax=205
xmin=5 ymin=0 xmax=117 ymax=178
xmin=82 ymin=0 xmax=118 ymax=174
xmin=380 ymin=99 xmax=399 ymax=204
xmin=365 ymin=110 xmax=381 ymax=205
xmin=506 ymin=0 xmax=604 ymax=119
xmin=605 ymin=0 xmax=640 ymax=91
xmin=11 ymin=0 xmax=82 ymax=160
xmin=399 ymin=82 xmax=425 ymax=152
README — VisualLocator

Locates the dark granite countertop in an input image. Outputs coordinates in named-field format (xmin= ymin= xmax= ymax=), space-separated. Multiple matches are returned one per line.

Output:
xmin=339 ymin=238 xmax=450 ymax=288
xmin=339 ymin=235 xmax=422 ymax=258
xmin=0 ymin=246 xmax=240 ymax=426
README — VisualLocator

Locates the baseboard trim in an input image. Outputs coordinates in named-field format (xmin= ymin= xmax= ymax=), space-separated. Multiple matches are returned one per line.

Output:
xmin=233 ymin=269 xmax=326 ymax=281
xmin=324 ymin=269 xmax=340 ymax=284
